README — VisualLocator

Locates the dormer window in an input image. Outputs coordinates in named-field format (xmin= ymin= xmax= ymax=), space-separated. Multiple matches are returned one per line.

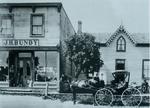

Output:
xmin=116 ymin=36 xmax=126 ymax=52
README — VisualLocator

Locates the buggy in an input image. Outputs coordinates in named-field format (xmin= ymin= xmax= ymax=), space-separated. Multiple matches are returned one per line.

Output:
xmin=71 ymin=71 xmax=142 ymax=106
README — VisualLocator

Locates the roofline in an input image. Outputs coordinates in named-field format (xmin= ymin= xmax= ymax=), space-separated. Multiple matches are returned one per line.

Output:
xmin=95 ymin=42 xmax=107 ymax=47
xmin=0 ymin=2 xmax=62 ymax=12
xmin=136 ymin=43 xmax=150 ymax=47
xmin=97 ymin=42 xmax=150 ymax=47
xmin=0 ymin=2 xmax=62 ymax=7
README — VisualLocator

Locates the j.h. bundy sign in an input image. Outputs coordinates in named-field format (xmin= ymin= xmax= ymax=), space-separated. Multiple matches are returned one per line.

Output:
xmin=1 ymin=39 xmax=39 ymax=47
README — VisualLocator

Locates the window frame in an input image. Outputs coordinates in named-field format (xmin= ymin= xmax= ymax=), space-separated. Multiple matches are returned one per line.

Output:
xmin=142 ymin=59 xmax=150 ymax=80
xmin=0 ymin=14 xmax=14 ymax=38
xmin=115 ymin=59 xmax=126 ymax=71
xmin=30 ymin=14 xmax=45 ymax=37
xmin=116 ymin=36 xmax=126 ymax=52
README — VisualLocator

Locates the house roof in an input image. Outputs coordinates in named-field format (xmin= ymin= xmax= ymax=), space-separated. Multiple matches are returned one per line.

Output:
xmin=130 ymin=33 xmax=149 ymax=44
xmin=93 ymin=25 xmax=149 ymax=46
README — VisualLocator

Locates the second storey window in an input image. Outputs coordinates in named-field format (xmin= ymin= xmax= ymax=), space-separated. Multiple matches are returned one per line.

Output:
xmin=116 ymin=36 xmax=126 ymax=52
xmin=31 ymin=14 xmax=44 ymax=36
xmin=115 ymin=59 xmax=125 ymax=70
xmin=0 ymin=14 xmax=13 ymax=37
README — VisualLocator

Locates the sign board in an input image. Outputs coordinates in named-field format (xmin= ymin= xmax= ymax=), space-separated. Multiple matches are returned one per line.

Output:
xmin=1 ymin=39 xmax=39 ymax=47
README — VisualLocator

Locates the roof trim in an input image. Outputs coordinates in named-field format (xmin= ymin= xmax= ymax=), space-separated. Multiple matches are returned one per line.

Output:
xmin=0 ymin=2 xmax=62 ymax=7
xmin=105 ymin=25 xmax=136 ymax=46
xmin=0 ymin=2 xmax=62 ymax=13
xmin=95 ymin=42 xmax=107 ymax=47
xmin=136 ymin=43 xmax=150 ymax=47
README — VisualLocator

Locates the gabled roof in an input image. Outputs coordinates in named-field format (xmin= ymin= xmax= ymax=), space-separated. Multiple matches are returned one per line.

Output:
xmin=105 ymin=25 xmax=136 ymax=46
xmin=93 ymin=25 xmax=149 ymax=47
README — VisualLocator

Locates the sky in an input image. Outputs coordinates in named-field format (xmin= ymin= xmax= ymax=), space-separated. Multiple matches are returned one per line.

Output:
xmin=61 ymin=0 xmax=149 ymax=33
xmin=0 ymin=0 xmax=149 ymax=33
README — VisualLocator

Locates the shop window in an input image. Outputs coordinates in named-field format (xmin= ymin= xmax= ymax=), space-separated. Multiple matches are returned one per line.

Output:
xmin=31 ymin=14 xmax=44 ymax=36
xmin=115 ymin=59 xmax=125 ymax=70
xmin=0 ymin=51 xmax=9 ymax=81
xmin=35 ymin=51 xmax=58 ymax=82
xmin=142 ymin=59 xmax=150 ymax=79
xmin=0 ymin=14 xmax=13 ymax=37
xmin=47 ymin=52 xmax=58 ymax=82
xmin=116 ymin=36 xmax=126 ymax=52
xmin=35 ymin=52 xmax=45 ymax=82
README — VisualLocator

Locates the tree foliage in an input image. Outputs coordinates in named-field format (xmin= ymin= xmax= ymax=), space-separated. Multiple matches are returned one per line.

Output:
xmin=65 ymin=33 xmax=103 ymax=79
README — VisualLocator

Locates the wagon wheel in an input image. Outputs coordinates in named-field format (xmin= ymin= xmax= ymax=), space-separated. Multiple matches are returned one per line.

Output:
xmin=121 ymin=87 xmax=142 ymax=106
xmin=95 ymin=88 xmax=113 ymax=106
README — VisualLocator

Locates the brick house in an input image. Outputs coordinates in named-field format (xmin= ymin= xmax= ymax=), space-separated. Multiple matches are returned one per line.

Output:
xmin=94 ymin=25 xmax=150 ymax=85
xmin=0 ymin=0 xmax=75 ymax=92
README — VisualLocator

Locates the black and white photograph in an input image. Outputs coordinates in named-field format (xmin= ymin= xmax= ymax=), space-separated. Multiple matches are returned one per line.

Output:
xmin=0 ymin=0 xmax=149 ymax=108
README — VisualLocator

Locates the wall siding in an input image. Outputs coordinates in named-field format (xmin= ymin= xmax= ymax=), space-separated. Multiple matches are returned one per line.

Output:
xmin=0 ymin=7 xmax=60 ymax=46
xmin=60 ymin=7 xmax=75 ymax=79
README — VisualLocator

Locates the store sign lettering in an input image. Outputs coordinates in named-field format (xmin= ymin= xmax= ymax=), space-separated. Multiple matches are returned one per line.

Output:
xmin=2 ymin=39 xmax=39 ymax=47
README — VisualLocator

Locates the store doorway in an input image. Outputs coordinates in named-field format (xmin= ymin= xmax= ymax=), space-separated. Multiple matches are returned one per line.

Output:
xmin=17 ymin=59 xmax=32 ymax=87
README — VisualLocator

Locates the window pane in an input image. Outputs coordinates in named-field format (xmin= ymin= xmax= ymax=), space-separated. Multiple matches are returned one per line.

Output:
xmin=34 ymin=51 xmax=58 ymax=83
xmin=118 ymin=39 xmax=122 ymax=44
xmin=0 ymin=51 xmax=9 ymax=81
xmin=6 ymin=19 xmax=11 ymax=28
xmin=32 ymin=26 xmax=38 ymax=35
xmin=35 ymin=52 xmax=45 ymax=82
xmin=119 ymin=45 xmax=122 ymax=50
xmin=2 ymin=19 xmax=11 ymax=28
xmin=6 ymin=29 xmax=11 ymax=34
xmin=143 ymin=60 xmax=150 ymax=78
xmin=2 ymin=28 xmax=11 ymax=35
xmin=1 ymin=19 xmax=12 ymax=35
xmin=121 ymin=45 xmax=124 ymax=50
xmin=2 ymin=19 xmax=7 ymax=28
xmin=117 ymin=37 xmax=125 ymax=51
xmin=116 ymin=60 xmax=124 ymax=64
xmin=32 ymin=26 xmax=42 ymax=35
xmin=46 ymin=52 xmax=58 ymax=82
xmin=116 ymin=60 xmax=125 ymax=70
xmin=144 ymin=61 xmax=149 ymax=69
xmin=32 ymin=16 xmax=43 ymax=25
xmin=37 ymin=26 xmax=42 ymax=34
xmin=1 ymin=29 xmax=7 ymax=34
xmin=117 ymin=64 xmax=125 ymax=70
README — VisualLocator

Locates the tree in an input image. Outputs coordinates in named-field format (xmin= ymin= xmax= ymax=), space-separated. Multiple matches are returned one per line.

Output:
xmin=65 ymin=33 xmax=103 ymax=79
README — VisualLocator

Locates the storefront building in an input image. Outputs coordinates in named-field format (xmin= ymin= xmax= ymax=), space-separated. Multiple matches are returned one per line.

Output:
xmin=0 ymin=1 xmax=75 ymax=92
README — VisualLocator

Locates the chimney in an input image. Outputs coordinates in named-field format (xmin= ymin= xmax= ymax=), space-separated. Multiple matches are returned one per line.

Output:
xmin=77 ymin=20 xmax=82 ymax=34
